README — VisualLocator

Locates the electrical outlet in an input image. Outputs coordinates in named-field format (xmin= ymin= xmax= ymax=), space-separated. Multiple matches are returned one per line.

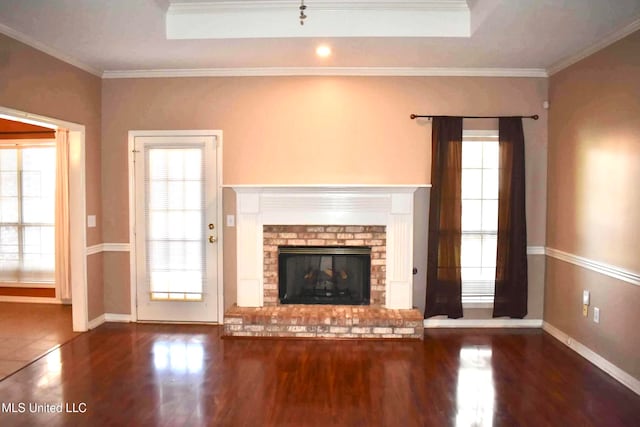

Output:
xmin=582 ymin=305 xmax=588 ymax=317
xmin=594 ymin=307 xmax=600 ymax=323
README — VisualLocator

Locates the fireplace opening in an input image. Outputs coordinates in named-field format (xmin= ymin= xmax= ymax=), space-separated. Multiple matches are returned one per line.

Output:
xmin=278 ymin=246 xmax=371 ymax=305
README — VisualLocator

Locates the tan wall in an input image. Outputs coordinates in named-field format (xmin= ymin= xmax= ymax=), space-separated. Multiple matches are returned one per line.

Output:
xmin=545 ymin=258 xmax=640 ymax=379
xmin=86 ymin=253 xmax=104 ymax=321
xmin=0 ymin=34 xmax=103 ymax=317
xmin=103 ymin=252 xmax=131 ymax=314
xmin=546 ymin=30 xmax=640 ymax=379
xmin=102 ymin=75 xmax=548 ymax=316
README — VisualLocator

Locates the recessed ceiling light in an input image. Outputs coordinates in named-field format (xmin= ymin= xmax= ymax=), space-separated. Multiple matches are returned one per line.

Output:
xmin=316 ymin=45 xmax=331 ymax=58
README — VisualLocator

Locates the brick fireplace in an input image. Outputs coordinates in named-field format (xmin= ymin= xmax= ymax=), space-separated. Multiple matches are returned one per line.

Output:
xmin=263 ymin=225 xmax=386 ymax=306
xmin=224 ymin=186 xmax=425 ymax=339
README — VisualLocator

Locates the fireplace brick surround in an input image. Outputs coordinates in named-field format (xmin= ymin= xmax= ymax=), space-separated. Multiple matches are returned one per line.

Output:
xmin=223 ymin=186 xmax=426 ymax=340
xmin=262 ymin=225 xmax=387 ymax=306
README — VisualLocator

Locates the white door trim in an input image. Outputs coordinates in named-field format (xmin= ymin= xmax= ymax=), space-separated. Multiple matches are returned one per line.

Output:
xmin=128 ymin=130 xmax=224 ymax=323
xmin=0 ymin=106 xmax=88 ymax=332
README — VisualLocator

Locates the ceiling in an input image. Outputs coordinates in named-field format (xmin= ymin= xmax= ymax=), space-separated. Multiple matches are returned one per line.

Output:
xmin=0 ymin=0 xmax=639 ymax=77
xmin=0 ymin=117 xmax=54 ymax=134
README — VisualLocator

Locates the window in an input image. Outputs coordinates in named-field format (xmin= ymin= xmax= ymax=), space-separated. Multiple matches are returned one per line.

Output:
xmin=145 ymin=145 xmax=205 ymax=301
xmin=0 ymin=144 xmax=56 ymax=283
xmin=461 ymin=131 xmax=499 ymax=304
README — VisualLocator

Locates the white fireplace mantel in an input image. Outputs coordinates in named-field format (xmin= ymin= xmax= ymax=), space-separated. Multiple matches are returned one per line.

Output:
xmin=230 ymin=185 xmax=429 ymax=309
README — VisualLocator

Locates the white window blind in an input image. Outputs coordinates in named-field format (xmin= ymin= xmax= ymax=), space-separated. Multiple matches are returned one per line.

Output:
xmin=0 ymin=145 xmax=56 ymax=283
xmin=461 ymin=132 xmax=499 ymax=304
xmin=144 ymin=145 xmax=206 ymax=301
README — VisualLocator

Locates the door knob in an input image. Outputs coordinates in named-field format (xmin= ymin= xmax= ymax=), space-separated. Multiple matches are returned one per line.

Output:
xmin=209 ymin=236 xmax=217 ymax=243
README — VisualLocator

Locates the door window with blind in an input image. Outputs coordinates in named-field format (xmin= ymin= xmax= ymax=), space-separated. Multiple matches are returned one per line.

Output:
xmin=461 ymin=131 xmax=499 ymax=304
xmin=0 ymin=143 xmax=56 ymax=284
xmin=145 ymin=146 xmax=205 ymax=301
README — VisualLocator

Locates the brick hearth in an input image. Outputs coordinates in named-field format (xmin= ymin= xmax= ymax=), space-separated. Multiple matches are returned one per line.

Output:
xmin=223 ymin=305 xmax=423 ymax=340
xmin=225 ymin=223 xmax=424 ymax=340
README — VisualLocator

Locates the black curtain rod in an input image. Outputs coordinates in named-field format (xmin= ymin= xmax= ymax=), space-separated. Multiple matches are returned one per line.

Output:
xmin=410 ymin=114 xmax=539 ymax=120
xmin=0 ymin=131 xmax=54 ymax=135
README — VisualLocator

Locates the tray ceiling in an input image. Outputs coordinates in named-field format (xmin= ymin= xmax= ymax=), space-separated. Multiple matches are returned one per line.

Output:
xmin=0 ymin=0 xmax=638 ymax=76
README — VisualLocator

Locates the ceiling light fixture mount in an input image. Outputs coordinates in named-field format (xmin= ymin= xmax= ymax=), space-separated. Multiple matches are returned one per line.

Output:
xmin=299 ymin=0 xmax=307 ymax=26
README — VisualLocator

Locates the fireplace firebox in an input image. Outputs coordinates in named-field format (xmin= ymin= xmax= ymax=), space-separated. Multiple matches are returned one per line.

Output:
xmin=278 ymin=246 xmax=371 ymax=305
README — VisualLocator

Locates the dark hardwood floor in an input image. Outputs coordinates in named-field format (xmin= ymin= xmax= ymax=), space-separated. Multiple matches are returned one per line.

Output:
xmin=0 ymin=324 xmax=638 ymax=426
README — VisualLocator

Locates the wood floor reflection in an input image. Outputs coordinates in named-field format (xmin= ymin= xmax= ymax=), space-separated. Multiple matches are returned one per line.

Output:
xmin=0 ymin=324 xmax=638 ymax=426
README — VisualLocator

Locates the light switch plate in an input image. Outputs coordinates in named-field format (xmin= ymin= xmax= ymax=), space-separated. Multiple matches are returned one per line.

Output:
xmin=226 ymin=214 xmax=235 ymax=227
xmin=87 ymin=215 xmax=96 ymax=228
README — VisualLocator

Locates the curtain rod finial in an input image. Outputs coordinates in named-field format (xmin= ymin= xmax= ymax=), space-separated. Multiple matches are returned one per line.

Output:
xmin=410 ymin=114 xmax=417 ymax=119
xmin=533 ymin=114 xmax=539 ymax=120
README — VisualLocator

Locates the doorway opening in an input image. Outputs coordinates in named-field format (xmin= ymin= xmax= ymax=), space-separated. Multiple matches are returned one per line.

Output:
xmin=0 ymin=106 xmax=88 ymax=332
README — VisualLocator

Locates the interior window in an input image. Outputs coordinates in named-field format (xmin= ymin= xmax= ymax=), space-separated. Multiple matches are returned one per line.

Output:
xmin=461 ymin=132 xmax=499 ymax=304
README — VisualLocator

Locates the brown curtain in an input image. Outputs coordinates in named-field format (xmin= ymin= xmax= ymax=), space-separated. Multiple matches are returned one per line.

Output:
xmin=493 ymin=117 xmax=528 ymax=318
xmin=425 ymin=117 xmax=463 ymax=319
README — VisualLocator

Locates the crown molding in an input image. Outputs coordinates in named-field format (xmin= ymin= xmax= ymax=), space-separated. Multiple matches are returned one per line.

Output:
xmin=223 ymin=184 xmax=431 ymax=188
xmin=102 ymin=67 xmax=548 ymax=79
xmin=0 ymin=23 xmax=102 ymax=77
xmin=547 ymin=17 xmax=640 ymax=76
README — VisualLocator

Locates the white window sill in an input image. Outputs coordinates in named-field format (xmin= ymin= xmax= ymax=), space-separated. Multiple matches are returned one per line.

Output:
xmin=0 ymin=282 xmax=55 ymax=288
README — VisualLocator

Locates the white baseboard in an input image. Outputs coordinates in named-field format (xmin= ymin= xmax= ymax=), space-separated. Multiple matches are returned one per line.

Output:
xmin=424 ymin=319 xmax=543 ymax=328
xmin=88 ymin=313 xmax=131 ymax=330
xmin=0 ymin=296 xmax=62 ymax=304
xmin=104 ymin=313 xmax=132 ymax=323
xmin=542 ymin=321 xmax=640 ymax=395
xmin=88 ymin=314 xmax=105 ymax=329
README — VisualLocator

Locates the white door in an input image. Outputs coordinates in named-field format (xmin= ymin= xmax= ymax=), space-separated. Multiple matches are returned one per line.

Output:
xmin=133 ymin=135 xmax=219 ymax=322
